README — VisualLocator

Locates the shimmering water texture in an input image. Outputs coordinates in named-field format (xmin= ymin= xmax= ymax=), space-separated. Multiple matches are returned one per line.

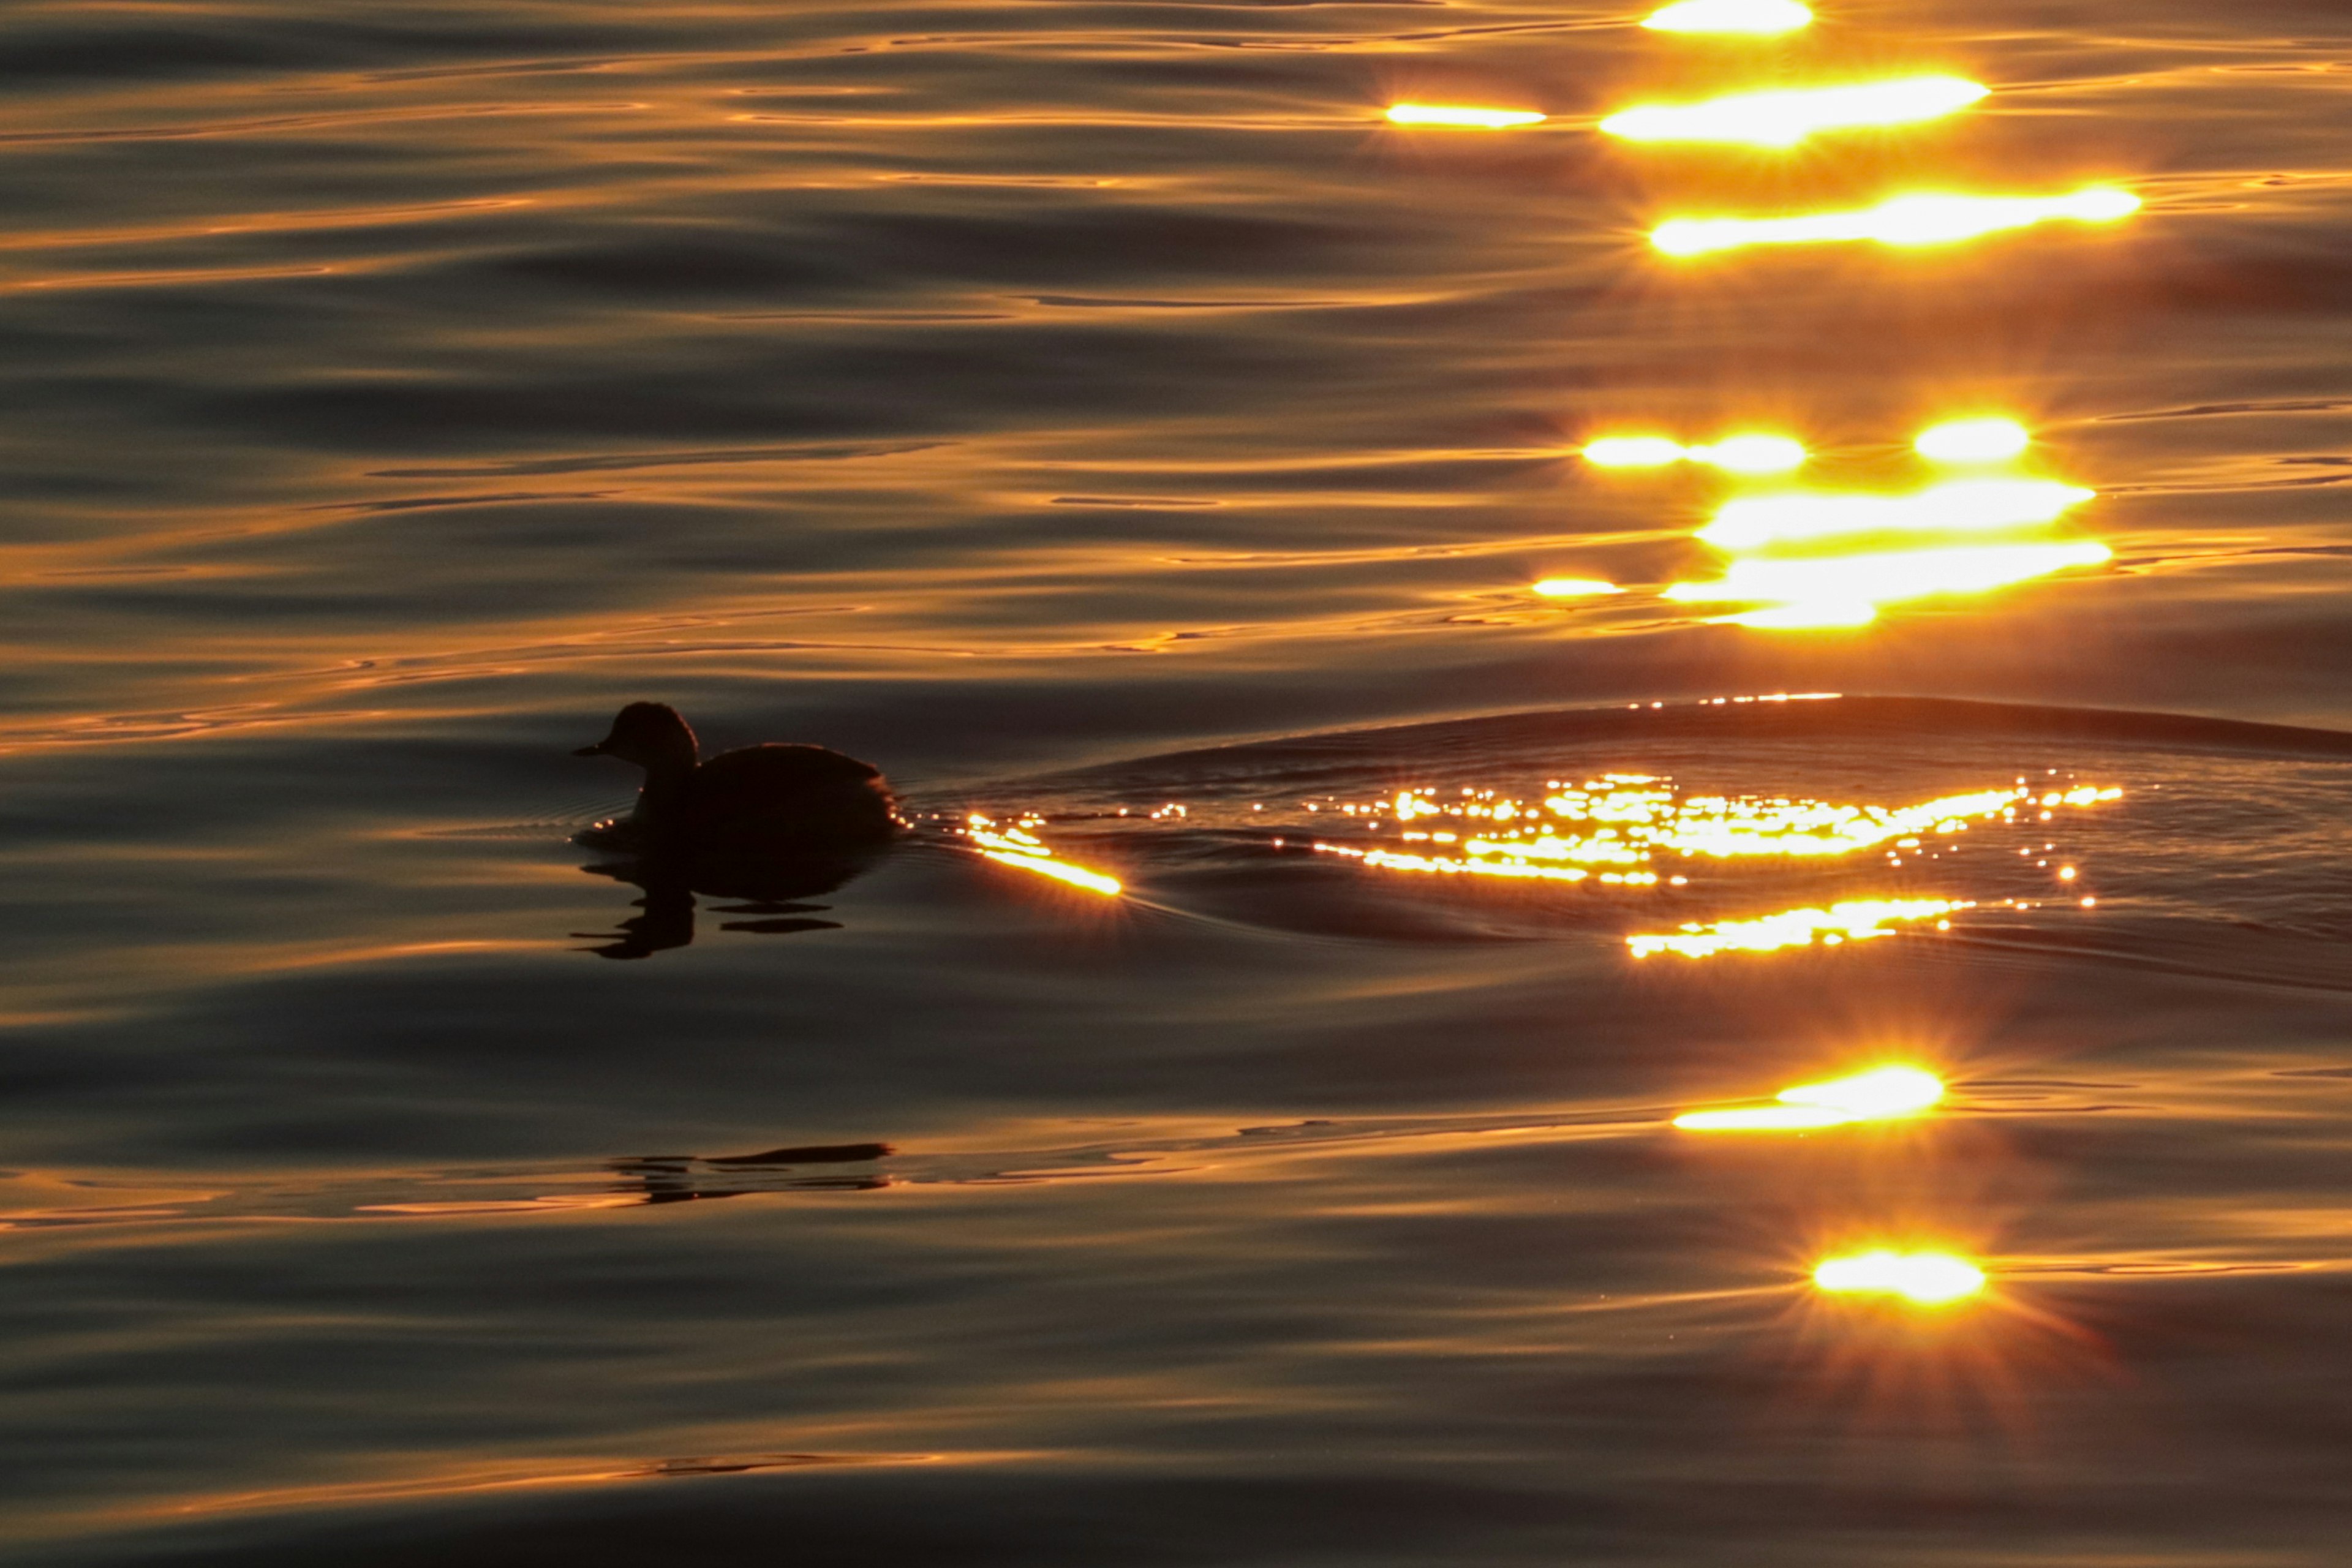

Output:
xmin=1575 ymin=416 xmax=2116 ymax=627
xmin=6 ymin=0 xmax=2352 ymax=1562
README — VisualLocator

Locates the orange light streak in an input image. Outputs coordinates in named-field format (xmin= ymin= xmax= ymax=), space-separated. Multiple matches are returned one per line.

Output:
xmin=965 ymin=816 xmax=1123 ymax=897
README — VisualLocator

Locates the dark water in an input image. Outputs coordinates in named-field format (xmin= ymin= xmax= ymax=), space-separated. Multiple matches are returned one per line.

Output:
xmin=5 ymin=1 xmax=2351 ymax=1561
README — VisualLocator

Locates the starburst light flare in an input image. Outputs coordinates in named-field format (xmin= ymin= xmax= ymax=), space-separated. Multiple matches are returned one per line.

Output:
xmin=1653 ymin=187 xmax=2141 ymax=257
xmin=1673 ymin=1065 xmax=1947 ymax=1131
xmin=1814 ymin=1250 xmax=1987 ymax=1305
xmin=1603 ymin=77 xmax=1989 ymax=149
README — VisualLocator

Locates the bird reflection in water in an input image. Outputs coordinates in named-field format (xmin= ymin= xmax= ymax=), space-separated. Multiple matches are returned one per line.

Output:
xmin=609 ymin=1142 xmax=895 ymax=1204
xmin=573 ymin=850 xmax=881 ymax=960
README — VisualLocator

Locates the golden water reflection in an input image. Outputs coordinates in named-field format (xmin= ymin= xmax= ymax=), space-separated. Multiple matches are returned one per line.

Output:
xmin=1669 ymin=538 xmax=2116 ymax=628
xmin=1653 ymin=187 xmax=2141 ymax=257
xmin=1631 ymin=897 xmax=1969 ymax=959
xmin=1311 ymin=778 xmax=2120 ymax=884
xmin=1642 ymin=0 xmax=1812 ymax=34
xmin=1602 ymin=77 xmax=1988 ymax=149
xmin=1917 ymin=417 xmax=2033 ymax=465
xmin=962 ymin=815 xmax=1123 ymax=897
xmin=1385 ymin=105 xmax=1547 ymax=130
xmin=1585 ymin=433 xmax=1807 ymax=473
xmin=1675 ymin=1065 xmax=1945 ymax=1131
xmin=1697 ymin=480 xmax=2096 ymax=552
xmin=1814 ymin=1249 xmax=1988 ymax=1305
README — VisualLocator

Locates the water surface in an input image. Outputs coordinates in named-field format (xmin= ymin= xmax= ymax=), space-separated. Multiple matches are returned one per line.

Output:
xmin=4 ymin=1 xmax=2351 ymax=1562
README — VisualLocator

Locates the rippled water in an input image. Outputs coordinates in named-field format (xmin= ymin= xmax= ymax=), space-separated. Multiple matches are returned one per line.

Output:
xmin=5 ymin=1 xmax=2351 ymax=1562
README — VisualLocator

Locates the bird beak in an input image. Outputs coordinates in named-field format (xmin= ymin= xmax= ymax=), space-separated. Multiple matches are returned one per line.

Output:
xmin=574 ymin=741 xmax=611 ymax=758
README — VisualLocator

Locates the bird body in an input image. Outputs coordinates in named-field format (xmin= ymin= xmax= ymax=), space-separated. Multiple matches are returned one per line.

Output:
xmin=575 ymin=702 xmax=899 ymax=854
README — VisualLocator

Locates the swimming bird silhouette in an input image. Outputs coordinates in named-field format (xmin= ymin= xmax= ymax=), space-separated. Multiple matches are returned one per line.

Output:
xmin=573 ymin=701 xmax=900 ymax=854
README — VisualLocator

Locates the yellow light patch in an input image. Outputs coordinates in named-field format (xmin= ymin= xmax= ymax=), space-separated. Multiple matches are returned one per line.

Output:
xmin=1697 ymin=479 xmax=2096 ymax=552
xmin=1642 ymin=0 xmax=1812 ymax=34
xmin=965 ymin=815 xmax=1123 ymax=897
xmin=1604 ymin=77 xmax=1988 ymax=149
xmin=1385 ymin=104 xmax=1547 ymax=130
xmin=1677 ymin=1065 xmax=1945 ymax=1133
xmin=1917 ymin=417 xmax=2033 ymax=464
xmin=1584 ymin=435 xmax=1688 ymax=468
xmin=1668 ymin=538 xmax=2114 ymax=623
xmin=1635 ymin=899 xmax=1971 ymax=960
xmin=1654 ymin=186 xmax=2141 ymax=257
xmin=1689 ymin=434 xmax=1808 ymax=474
xmin=1814 ymin=1250 xmax=1987 ymax=1305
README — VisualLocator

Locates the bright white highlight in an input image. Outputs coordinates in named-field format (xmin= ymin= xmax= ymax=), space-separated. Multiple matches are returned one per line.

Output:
xmin=965 ymin=816 xmax=1123 ymax=897
xmin=1669 ymin=538 xmax=2115 ymax=625
xmin=1690 ymin=434 xmax=1807 ymax=474
xmin=1654 ymin=186 xmax=2142 ymax=257
xmin=1603 ymin=77 xmax=1988 ymax=149
xmin=1642 ymin=0 xmax=1812 ymax=34
xmin=1532 ymin=578 xmax=1625 ymax=599
xmin=1674 ymin=1065 xmax=1947 ymax=1131
xmin=1917 ymin=417 xmax=2034 ymax=464
xmin=1386 ymin=104 xmax=1547 ymax=130
xmin=1697 ymin=479 xmax=2097 ymax=551
xmin=1635 ymin=899 xmax=1970 ymax=960
xmin=1584 ymin=436 xmax=1687 ymax=468
xmin=1584 ymin=434 xmax=1806 ymax=473
xmin=1814 ymin=1250 xmax=1987 ymax=1305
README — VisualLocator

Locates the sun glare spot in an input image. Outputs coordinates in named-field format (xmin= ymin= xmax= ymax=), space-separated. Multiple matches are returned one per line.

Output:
xmin=1781 ymin=1065 xmax=1946 ymax=1116
xmin=1603 ymin=77 xmax=1988 ymax=149
xmin=1668 ymin=538 xmax=2115 ymax=623
xmin=1386 ymin=104 xmax=1548 ymax=130
xmin=1917 ymin=417 xmax=2033 ymax=464
xmin=1814 ymin=1250 xmax=1987 ymax=1305
xmin=1584 ymin=435 xmax=1687 ymax=468
xmin=1533 ymin=578 xmax=1625 ymax=598
xmin=1697 ymin=479 xmax=2097 ymax=551
xmin=1675 ymin=1065 xmax=1945 ymax=1131
xmin=1653 ymin=186 xmax=2141 ymax=257
xmin=1642 ymin=0 xmax=1812 ymax=35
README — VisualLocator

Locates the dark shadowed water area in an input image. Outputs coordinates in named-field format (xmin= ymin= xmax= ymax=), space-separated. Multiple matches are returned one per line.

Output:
xmin=4 ymin=0 xmax=2351 ymax=1562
